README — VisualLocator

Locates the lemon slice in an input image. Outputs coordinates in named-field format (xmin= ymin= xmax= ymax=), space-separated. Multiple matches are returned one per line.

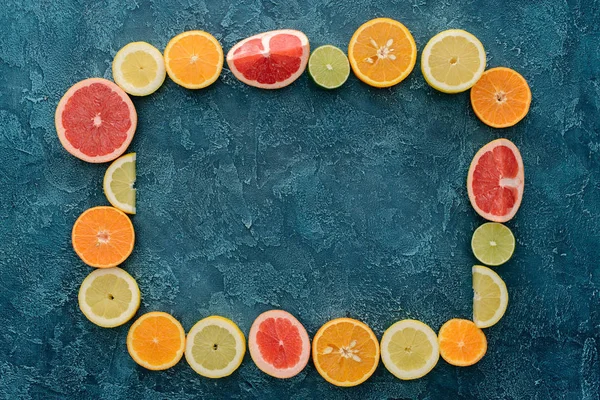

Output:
xmin=472 ymin=265 xmax=509 ymax=328
xmin=472 ymin=222 xmax=515 ymax=266
xmin=380 ymin=319 xmax=439 ymax=380
xmin=112 ymin=41 xmax=166 ymax=96
xmin=421 ymin=29 xmax=486 ymax=93
xmin=185 ymin=316 xmax=246 ymax=378
xmin=104 ymin=153 xmax=136 ymax=214
xmin=78 ymin=267 xmax=140 ymax=328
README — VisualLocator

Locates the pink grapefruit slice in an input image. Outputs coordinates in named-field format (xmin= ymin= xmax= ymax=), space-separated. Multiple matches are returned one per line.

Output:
xmin=248 ymin=310 xmax=310 ymax=378
xmin=227 ymin=29 xmax=310 ymax=89
xmin=55 ymin=78 xmax=137 ymax=163
xmin=467 ymin=139 xmax=524 ymax=222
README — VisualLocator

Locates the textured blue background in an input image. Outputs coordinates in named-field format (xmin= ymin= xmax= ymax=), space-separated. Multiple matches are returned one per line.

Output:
xmin=1 ymin=0 xmax=599 ymax=399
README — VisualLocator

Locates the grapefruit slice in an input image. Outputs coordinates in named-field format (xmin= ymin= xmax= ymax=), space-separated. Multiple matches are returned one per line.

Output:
xmin=467 ymin=139 xmax=524 ymax=223
xmin=55 ymin=78 xmax=137 ymax=163
xmin=248 ymin=310 xmax=310 ymax=378
xmin=226 ymin=30 xmax=310 ymax=89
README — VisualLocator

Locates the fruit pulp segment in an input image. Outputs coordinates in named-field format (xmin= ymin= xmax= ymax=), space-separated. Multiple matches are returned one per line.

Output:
xmin=388 ymin=328 xmax=433 ymax=370
xmin=473 ymin=273 xmax=502 ymax=321
xmin=168 ymin=35 xmax=221 ymax=84
xmin=192 ymin=325 xmax=238 ymax=370
xmin=131 ymin=316 xmax=183 ymax=365
xmin=428 ymin=36 xmax=481 ymax=85
xmin=62 ymin=83 xmax=131 ymax=157
xmin=316 ymin=321 xmax=377 ymax=382
xmin=352 ymin=22 xmax=414 ymax=81
xmin=122 ymin=51 xmax=158 ymax=87
xmin=233 ymin=34 xmax=303 ymax=84
xmin=473 ymin=146 xmax=519 ymax=216
xmin=256 ymin=317 xmax=302 ymax=369
xmin=110 ymin=161 xmax=136 ymax=205
xmin=85 ymin=274 xmax=132 ymax=318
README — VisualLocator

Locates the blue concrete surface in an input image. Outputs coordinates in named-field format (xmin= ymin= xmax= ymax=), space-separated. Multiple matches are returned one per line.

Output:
xmin=1 ymin=0 xmax=599 ymax=398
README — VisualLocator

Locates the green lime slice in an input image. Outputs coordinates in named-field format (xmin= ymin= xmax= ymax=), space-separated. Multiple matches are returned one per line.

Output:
xmin=308 ymin=45 xmax=350 ymax=89
xmin=471 ymin=222 xmax=515 ymax=266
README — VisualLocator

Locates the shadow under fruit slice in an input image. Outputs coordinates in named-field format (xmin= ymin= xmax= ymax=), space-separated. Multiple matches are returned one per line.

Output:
xmin=127 ymin=312 xmax=186 ymax=370
xmin=467 ymin=139 xmax=524 ymax=223
xmin=312 ymin=317 xmax=379 ymax=387
xmin=227 ymin=29 xmax=310 ymax=89
xmin=71 ymin=206 xmax=135 ymax=268
xmin=184 ymin=316 xmax=246 ymax=378
xmin=248 ymin=310 xmax=310 ymax=379
xmin=55 ymin=78 xmax=137 ymax=163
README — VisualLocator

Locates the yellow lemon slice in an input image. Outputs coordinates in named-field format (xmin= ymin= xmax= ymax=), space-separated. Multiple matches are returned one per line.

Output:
xmin=473 ymin=265 xmax=509 ymax=328
xmin=421 ymin=29 xmax=486 ymax=93
xmin=185 ymin=316 xmax=246 ymax=378
xmin=112 ymin=41 xmax=166 ymax=96
xmin=78 ymin=267 xmax=140 ymax=328
xmin=103 ymin=153 xmax=136 ymax=214
xmin=380 ymin=319 xmax=439 ymax=380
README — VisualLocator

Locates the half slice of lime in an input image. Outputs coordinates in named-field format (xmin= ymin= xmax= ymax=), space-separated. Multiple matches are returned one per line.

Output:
xmin=308 ymin=45 xmax=350 ymax=89
xmin=104 ymin=153 xmax=136 ymax=214
xmin=471 ymin=222 xmax=515 ymax=266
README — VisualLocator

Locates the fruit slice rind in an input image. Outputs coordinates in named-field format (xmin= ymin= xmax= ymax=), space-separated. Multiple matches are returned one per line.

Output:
xmin=380 ymin=319 xmax=439 ymax=380
xmin=78 ymin=267 xmax=140 ymax=328
xmin=226 ymin=29 xmax=310 ymax=89
xmin=421 ymin=29 xmax=486 ymax=93
xmin=55 ymin=78 xmax=137 ymax=163
xmin=112 ymin=41 xmax=166 ymax=96
xmin=467 ymin=138 xmax=524 ymax=223
xmin=248 ymin=310 xmax=310 ymax=379
xmin=471 ymin=222 xmax=515 ymax=266
xmin=472 ymin=265 xmax=509 ymax=328
xmin=184 ymin=315 xmax=246 ymax=378
xmin=104 ymin=153 xmax=136 ymax=214
xmin=127 ymin=311 xmax=186 ymax=371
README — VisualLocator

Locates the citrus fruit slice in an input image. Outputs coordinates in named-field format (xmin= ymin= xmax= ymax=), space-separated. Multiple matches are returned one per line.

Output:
xmin=348 ymin=18 xmax=417 ymax=88
xmin=127 ymin=312 xmax=186 ymax=370
xmin=164 ymin=31 xmax=224 ymax=89
xmin=248 ymin=310 xmax=310 ymax=379
xmin=104 ymin=153 xmax=136 ymax=214
xmin=471 ymin=67 xmax=532 ymax=128
xmin=78 ymin=267 xmax=140 ymax=328
xmin=438 ymin=318 xmax=487 ymax=367
xmin=467 ymin=139 xmax=524 ymax=223
xmin=72 ymin=206 xmax=135 ymax=268
xmin=421 ymin=29 xmax=486 ymax=93
xmin=185 ymin=316 xmax=246 ymax=378
xmin=55 ymin=78 xmax=137 ymax=163
xmin=471 ymin=222 xmax=515 ymax=266
xmin=472 ymin=265 xmax=509 ymax=328
xmin=312 ymin=318 xmax=379 ymax=387
xmin=380 ymin=319 xmax=439 ymax=380
xmin=227 ymin=29 xmax=310 ymax=89
xmin=308 ymin=45 xmax=350 ymax=89
xmin=112 ymin=41 xmax=166 ymax=96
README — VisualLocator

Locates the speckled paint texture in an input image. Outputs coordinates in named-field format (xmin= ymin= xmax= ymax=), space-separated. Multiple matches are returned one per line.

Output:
xmin=1 ymin=0 xmax=599 ymax=398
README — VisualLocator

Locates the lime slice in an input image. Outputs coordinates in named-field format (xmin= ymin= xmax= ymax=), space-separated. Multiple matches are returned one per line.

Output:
xmin=104 ymin=153 xmax=136 ymax=214
xmin=185 ymin=316 xmax=246 ymax=378
xmin=472 ymin=265 xmax=509 ymax=328
xmin=112 ymin=41 xmax=166 ymax=96
xmin=380 ymin=319 xmax=439 ymax=380
xmin=471 ymin=222 xmax=515 ymax=266
xmin=421 ymin=29 xmax=486 ymax=93
xmin=308 ymin=45 xmax=350 ymax=89
xmin=78 ymin=267 xmax=140 ymax=328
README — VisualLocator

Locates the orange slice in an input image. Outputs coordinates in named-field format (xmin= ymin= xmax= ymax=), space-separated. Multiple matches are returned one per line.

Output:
xmin=312 ymin=318 xmax=379 ymax=387
xmin=127 ymin=311 xmax=186 ymax=370
xmin=164 ymin=30 xmax=224 ymax=89
xmin=348 ymin=18 xmax=417 ymax=88
xmin=71 ymin=206 xmax=135 ymax=268
xmin=470 ymin=67 xmax=532 ymax=128
xmin=438 ymin=318 xmax=487 ymax=367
